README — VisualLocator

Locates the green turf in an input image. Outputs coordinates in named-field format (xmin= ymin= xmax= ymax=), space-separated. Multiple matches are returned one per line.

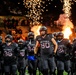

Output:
xmin=64 ymin=71 xmax=68 ymax=75
xmin=55 ymin=70 xmax=68 ymax=75
xmin=17 ymin=70 xmax=68 ymax=75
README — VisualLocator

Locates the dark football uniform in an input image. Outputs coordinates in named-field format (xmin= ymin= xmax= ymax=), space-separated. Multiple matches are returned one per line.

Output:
xmin=71 ymin=39 xmax=76 ymax=75
xmin=34 ymin=26 xmax=58 ymax=75
xmin=36 ymin=34 xmax=56 ymax=75
xmin=17 ymin=39 xmax=27 ymax=75
xmin=56 ymin=39 xmax=71 ymax=75
xmin=2 ymin=34 xmax=18 ymax=75
xmin=26 ymin=39 xmax=37 ymax=75
xmin=25 ymin=32 xmax=37 ymax=75
xmin=2 ymin=42 xmax=18 ymax=75
xmin=0 ymin=36 xmax=3 ymax=75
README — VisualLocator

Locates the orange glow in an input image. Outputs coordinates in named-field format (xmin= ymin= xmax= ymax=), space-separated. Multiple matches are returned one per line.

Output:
xmin=55 ymin=14 xmax=74 ymax=40
xmin=31 ymin=25 xmax=41 ymax=38
xmin=62 ymin=27 xmax=72 ymax=39
xmin=62 ymin=17 xmax=74 ymax=39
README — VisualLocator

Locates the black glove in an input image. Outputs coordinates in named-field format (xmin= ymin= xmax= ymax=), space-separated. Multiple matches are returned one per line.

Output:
xmin=34 ymin=54 xmax=38 ymax=59
xmin=65 ymin=53 xmax=69 ymax=57
xmin=53 ymin=52 xmax=57 ymax=57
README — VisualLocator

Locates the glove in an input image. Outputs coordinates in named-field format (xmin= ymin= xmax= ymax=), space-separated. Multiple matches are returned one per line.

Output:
xmin=34 ymin=54 xmax=38 ymax=59
xmin=65 ymin=53 xmax=69 ymax=57
xmin=53 ymin=52 xmax=57 ymax=57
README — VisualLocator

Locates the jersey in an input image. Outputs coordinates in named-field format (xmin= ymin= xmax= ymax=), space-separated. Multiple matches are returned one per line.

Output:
xmin=17 ymin=45 xmax=26 ymax=58
xmin=56 ymin=39 xmax=71 ymax=60
xmin=0 ymin=43 xmax=3 ymax=60
xmin=2 ymin=42 xmax=18 ymax=65
xmin=26 ymin=39 xmax=36 ymax=56
xmin=36 ymin=34 xmax=54 ymax=58
xmin=72 ymin=41 xmax=76 ymax=62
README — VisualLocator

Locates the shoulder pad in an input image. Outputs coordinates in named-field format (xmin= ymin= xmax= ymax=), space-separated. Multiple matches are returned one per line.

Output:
xmin=13 ymin=42 xmax=18 ymax=47
xmin=63 ymin=39 xmax=70 ymax=42
xmin=36 ymin=35 xmax=41 ymax=40
xmin=25 ymin=40 xmax=29 ymax=44
xmin=2 ymin=43 xmax=6 ymax=48
xmin=36 ymin=35 xmax=40 ymax=38
xmin=47 ymin=34 xmax=53 ymax=40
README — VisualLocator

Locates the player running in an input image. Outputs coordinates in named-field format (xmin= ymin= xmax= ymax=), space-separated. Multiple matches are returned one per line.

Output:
xmin=17 ymin=39 xmax=27 ymax=75
xmin=26 ymin=32 xmax=37 ymax=75
xmin=56 ymin=32 xmax=72 ymax=75
xmin=34 ymin=26 xmax=58 ymax=75
xmin=2 ymin=34 xmax=18 ymax=75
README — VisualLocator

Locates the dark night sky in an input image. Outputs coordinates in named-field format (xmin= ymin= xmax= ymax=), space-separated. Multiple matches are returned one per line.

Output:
xmin=0 ymin=0 xmax=76 ymax=24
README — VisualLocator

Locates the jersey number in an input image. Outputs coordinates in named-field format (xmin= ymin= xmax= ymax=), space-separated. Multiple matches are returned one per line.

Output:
xmin=4 ymin=51 xmax=13 ymax=57
xmin=20 ymin=51 xmax=25 ymax=57
xmin=41 ymin=42 xmax=50 ymax=49
xmin=28 ymin=46 xmax=34 ymax=51
xmin=58 ymin=46 xmax=64 ymax=53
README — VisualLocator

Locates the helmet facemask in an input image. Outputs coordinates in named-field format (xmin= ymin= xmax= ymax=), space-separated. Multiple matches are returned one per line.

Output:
xmin=57 ymin=34 xmax=64 ymax=41
xmin=40 ymin=30 xmax=46 ymax=36
xmin=18 ymin=43 xmax=24 ymax=49
xmin=28 ymin=32 xmax=34 ymax=40
xmin=5 ymin=38 xmax=12 ymax=43
xmin=29 ymin=35 xmax=34 ymax=40
xmin=39 ymin=26 xmax=47 ymax=36
xmin=18 ymin=39 xmax=24 ymax=49
xmin=56 ymin=32 xmax=64 ymax=41
xmin=5 ymin=34 xmax=13 ymax=43
xmin=0 ymin=36 xmax=2 ymax=44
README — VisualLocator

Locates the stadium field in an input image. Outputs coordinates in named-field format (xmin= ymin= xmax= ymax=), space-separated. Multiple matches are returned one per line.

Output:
xmin=17 ymin=70 xmax=68 ymax=75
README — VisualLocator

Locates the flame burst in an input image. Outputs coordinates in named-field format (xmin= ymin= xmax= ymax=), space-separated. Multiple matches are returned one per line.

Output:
xmin=62 ymin=27 xmax=72 ymax=39
xmin=62 ymin=14 xmax=74 ymax=39
xmin=31 ymin=25 xmax=41 ymax=38
xmin=55 ymin=14 xmax=74 ymax=39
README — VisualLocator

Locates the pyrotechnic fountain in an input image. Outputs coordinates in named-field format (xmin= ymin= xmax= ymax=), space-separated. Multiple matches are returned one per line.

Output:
xmin=23 ymin=0 xmax=76 ymax=38
xmin=62 ymin=0 xmax=74 ymax=39
xmin=56 ymin=0 xmax=76 ymax=39
xmin=23 ymin=0 xmax=51 ymax=37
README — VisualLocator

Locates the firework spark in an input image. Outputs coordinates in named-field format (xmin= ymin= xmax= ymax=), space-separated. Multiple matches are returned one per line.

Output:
xmin=23 ymin=0 xmax=43 ymax=25
xmin=61 ymin=0 xmax=76 ymax=16
xmin=63 ymin=0 xmax=72 ymax=16
xmin=23 ymin=0 xmax=51 ymax=25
